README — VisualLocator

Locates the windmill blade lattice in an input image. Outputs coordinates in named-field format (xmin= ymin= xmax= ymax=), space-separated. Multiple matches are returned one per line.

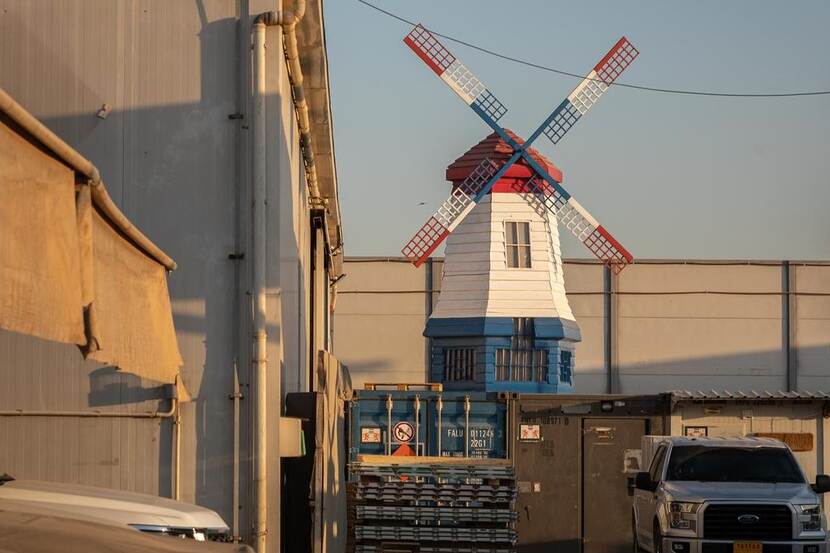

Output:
xmin=402 ymin=159 xmax=499 ymax=266
xmin=404 ymin=24 xmax=508 ymax=123
xmin=533 ymin=37 xmax=639 ymax=145
xmin=523 ymin=176 xmax=633 ymax=273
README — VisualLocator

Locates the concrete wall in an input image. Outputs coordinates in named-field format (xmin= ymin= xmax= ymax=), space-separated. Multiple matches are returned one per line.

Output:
xmin=335 ymin=258 xmax=830 ymax=394
xmin=0 ymin=1 xmax=337 ymax=548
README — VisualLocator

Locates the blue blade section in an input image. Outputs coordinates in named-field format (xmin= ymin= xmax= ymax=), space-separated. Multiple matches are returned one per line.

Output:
xmin=471 ymin=89 xmax=508 ymax=123
xmin=526 ymin=99 xmax=582 ymax=146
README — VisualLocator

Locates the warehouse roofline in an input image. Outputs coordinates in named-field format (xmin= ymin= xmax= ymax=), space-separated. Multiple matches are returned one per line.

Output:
xmin=296 ymin=0 xmax=342 ymax=276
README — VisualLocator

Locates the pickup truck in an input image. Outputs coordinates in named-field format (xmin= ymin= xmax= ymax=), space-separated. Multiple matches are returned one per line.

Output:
xmin=0 ymin=473 xmax=231 ymax=541
xmin=633 ymin=436 xmax=830 ymax=553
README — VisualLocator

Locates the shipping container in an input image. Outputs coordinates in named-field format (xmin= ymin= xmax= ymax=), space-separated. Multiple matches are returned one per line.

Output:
xmin=347 ymin=388 xmax=509 ymax=460
xmin=347 ymin=387 xmax=516 ymax=553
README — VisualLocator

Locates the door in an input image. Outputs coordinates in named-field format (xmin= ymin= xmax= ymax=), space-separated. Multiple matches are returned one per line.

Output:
xmin=516 ymin=408 xmax=581 ymax=553
xmin=583 ymin=418 xmax=648 ymax=553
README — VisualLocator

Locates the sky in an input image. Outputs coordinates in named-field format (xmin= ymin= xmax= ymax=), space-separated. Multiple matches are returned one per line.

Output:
xmin=325 ymin=0 xmax=830 ymax=260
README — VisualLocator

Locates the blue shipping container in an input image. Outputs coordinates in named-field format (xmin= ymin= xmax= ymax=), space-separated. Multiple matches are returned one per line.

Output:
xmin=347 ymin=390 xmax=508 ymax=460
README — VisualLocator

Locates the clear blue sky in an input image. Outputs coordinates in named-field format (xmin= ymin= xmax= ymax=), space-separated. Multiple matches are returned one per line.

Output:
xmin=326 ymin=0 xmax=830 ymax=260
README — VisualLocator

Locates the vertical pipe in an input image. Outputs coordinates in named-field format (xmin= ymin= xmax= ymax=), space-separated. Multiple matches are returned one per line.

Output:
xmin=603 ymin=265 xmax=615 ymax=394
xmin=414 ymin=395 xmax=421 ymax=456
xmin=783 ymin=261 xmax=796 ymax=392
xmin=386 ymin=394 xmax=393 ymax=455
xmin=436 ymin=396 xmax=443 ymax=457
xmin=252 ymin=20 xmax=269 ymax=553
xmin=173 ymin=400 xmax=181 ymax=500
xmin=232 ymin=362 xmax=241 ymax=542
xmin=464 ymin=396 xmax=471 ymax=458
xmin=171 ymin=399 xmax=180 ymax=500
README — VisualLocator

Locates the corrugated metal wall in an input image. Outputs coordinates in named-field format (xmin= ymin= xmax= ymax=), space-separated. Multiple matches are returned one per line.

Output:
xmin=0 ymin=2 xmax=323 ymax=547
xmin=335 ymin=258 xmax=830 ymax=394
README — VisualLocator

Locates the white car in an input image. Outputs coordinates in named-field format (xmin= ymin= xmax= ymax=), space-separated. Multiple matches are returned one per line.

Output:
xmin=0 ymin=474 xmax=231 ymax=541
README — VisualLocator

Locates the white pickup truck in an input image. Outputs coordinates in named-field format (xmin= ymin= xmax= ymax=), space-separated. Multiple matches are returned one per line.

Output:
xmin=633 ymin=436 xmax=830 ymax=553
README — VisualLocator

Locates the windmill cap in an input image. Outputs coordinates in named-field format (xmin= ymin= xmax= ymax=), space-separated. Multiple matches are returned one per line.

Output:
xmin=445 ymin=129 xmax=563 ymax=183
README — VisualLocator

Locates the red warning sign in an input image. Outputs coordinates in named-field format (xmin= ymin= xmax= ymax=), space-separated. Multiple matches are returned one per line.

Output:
xmin=392 ymin=421 xmax=414 ymax=443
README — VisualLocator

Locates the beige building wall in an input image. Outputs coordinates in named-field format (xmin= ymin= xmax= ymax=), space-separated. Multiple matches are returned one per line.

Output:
xmin=335 ymin=258 xmax=830 ymax=394
xmin=0 ymin=2 xmax=342 ymax=549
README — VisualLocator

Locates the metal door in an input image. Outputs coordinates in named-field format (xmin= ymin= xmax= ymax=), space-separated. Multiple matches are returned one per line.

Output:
xmin=516 ymin=409 xmax=581 ymax=553
xmin=582 ymin=418 xmax=647 ymax=553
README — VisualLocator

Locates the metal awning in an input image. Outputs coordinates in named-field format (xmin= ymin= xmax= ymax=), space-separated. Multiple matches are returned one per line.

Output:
xmin=671 ymin=390 xmax=830 ymax=401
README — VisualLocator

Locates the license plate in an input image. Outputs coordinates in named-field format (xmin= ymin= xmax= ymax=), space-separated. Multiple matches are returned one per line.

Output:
xmin=733 ymin=542 xmax=762 ymax=553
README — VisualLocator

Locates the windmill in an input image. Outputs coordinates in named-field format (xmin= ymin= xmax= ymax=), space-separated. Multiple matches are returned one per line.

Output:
xmin=400 ymin=24 xmax=639 ymax=393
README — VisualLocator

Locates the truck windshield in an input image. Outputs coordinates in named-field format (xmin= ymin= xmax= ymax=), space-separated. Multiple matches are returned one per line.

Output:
xmin=666 ymin=446 xmax=805 ymax=483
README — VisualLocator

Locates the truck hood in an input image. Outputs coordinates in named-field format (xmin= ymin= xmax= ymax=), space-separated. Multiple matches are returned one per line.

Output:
xmin=0 ymin=480 xmax=228 ymax=531
xmin=663 ymin=481 xmax=818 ymax=504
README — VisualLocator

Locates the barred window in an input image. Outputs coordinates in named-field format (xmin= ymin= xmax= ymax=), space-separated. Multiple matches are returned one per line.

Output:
xmin=445 ymin=348 xmax=476 ymax=381
xmin=505 ymin=221 xmax=531 ymax=268
xmin=559 ymin=350 xmax=573 ymax=384
xmin=495 ymin=318 xmax=548 ymax=382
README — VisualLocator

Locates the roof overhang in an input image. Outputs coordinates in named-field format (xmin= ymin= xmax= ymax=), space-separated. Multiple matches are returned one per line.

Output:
xmin=296 ymin=0 xmax=343 ymax=277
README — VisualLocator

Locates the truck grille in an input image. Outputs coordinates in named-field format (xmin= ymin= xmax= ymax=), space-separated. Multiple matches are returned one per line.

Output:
xmin=703 ymin=504 xmax=792 ymax=541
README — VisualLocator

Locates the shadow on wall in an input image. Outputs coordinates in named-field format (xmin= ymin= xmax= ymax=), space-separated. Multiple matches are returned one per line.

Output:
xmin=88 ymin=367 xmax=172 ymax=407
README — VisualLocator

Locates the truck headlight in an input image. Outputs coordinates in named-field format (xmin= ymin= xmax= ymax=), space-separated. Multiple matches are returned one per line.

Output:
xmin=798 ymin=504 xmax=822 ymax=532
xmin=668 ymin=502 xmax=701 ymax=531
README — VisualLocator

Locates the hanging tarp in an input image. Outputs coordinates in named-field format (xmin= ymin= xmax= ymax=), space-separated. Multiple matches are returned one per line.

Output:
xmin=83 ymin=208 xmax=183 ymax=387
xmin=0 ymin=87 xmax=186 ymax=398
xmin=0 ymin=117 xmax=86 ymax=345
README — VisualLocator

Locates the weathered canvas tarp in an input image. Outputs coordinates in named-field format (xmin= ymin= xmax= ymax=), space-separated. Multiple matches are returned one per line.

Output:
xmin=83 ymin=208 xmax=183 ymax=387
xmin=0 ymin=118 xmax=86 ymax=345
xmin=0 ymin=89 xmax=185 ymax=397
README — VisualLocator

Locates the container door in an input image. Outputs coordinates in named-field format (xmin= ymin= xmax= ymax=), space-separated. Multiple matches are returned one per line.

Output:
xmin=582 ymin=418 xmax=647 ymax=553
xmin=515 ymin=411 xmax=580 ymax=553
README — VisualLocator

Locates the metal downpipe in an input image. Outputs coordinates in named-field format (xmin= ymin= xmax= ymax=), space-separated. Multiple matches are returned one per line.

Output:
xmin=252 ymin=19 xmax=269 ymax=553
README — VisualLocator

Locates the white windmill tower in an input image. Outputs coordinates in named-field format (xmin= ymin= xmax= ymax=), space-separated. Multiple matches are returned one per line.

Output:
xmin=400 ymin=25 xmax=639 ymax=393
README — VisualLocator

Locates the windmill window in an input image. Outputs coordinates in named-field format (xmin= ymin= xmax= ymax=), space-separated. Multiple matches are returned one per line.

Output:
xmin=505 ymin=221 xmax=531 ymax=268
xmin=559 ymin=350 xmax=573 ymax=384
xmin=495 ymin=318 xmax=548 ymax=382
xmin=444 ymin=348 xmax=476 ymax=381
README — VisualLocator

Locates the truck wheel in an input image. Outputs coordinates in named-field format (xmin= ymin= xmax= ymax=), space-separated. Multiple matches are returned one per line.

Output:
xmin=653 ymin=520 xmax=663 ymax=553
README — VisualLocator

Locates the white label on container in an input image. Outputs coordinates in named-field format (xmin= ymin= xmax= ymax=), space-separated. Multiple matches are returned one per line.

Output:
xmin=361 ymin=427 xmax=381 ymax=443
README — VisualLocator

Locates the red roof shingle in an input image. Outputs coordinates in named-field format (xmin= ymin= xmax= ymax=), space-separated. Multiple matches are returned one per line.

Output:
xmin=445 ymin=129 xmax=563 ymax=184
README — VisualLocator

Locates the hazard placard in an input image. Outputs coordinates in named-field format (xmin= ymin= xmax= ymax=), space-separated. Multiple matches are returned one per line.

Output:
xmin=361 ymin=427 xmax=381 ymax=443
xmin=520 ymin=424 xmax=541 ymax=441
xmin=392 ymin=421 xmax=415 ymax=443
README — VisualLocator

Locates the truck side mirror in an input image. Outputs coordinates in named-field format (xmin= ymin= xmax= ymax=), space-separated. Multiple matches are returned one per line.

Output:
xmin=813 ymin=474 xmax=830 ymax=494
xmin=635 ymin=472 xmax=653 ymax=491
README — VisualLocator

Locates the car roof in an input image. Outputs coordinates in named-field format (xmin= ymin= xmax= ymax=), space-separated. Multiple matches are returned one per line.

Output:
xmin=659 ymin=436 xmax=789 ymax=448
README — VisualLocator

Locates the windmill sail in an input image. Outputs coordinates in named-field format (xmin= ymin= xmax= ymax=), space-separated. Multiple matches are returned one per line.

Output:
xmin=523 ymin=176 xmax=632 ymax=273
xmin=401 ymin=159 xmax=498 ymax=266
xmin=531 ymin=37 xmax=639 ymax=145
xmin=400 ymin=22 xmax=639 ymax=272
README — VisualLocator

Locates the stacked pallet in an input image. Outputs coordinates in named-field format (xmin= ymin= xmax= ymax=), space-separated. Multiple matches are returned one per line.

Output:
xmin=348 ymin=457 xmax=517 ymax=553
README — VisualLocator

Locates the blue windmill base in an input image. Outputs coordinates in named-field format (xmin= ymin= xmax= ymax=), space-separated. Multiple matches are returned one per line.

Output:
xmin=425 ymin=317 xmax=581 ymax=394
